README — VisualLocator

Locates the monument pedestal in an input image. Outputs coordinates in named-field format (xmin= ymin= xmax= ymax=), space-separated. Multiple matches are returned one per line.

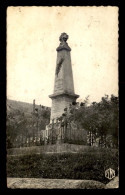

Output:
xmin=49 ymin=92 xmax=79 ymax=120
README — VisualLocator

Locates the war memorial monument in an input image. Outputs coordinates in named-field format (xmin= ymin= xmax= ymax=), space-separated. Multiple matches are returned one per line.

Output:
xmin=49 ymin=32 xmax=79 ymax=120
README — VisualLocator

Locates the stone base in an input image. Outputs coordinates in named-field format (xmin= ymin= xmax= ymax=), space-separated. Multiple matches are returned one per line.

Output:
xmin=49 ymin=93 xmax=79 ymax=119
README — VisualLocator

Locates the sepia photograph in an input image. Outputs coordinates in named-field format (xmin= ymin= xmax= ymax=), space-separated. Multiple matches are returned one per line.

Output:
xmin=6 ymin=6 xmax=119 ymax=189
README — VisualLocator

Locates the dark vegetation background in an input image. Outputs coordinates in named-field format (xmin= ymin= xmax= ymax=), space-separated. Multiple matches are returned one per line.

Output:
xmin=65 ymin=94 xmax=119 ymax=147
xmin=6 ymin=94 xmax=119 ymax=148
xmin=6 ymin=99 xmax=51 ymax=148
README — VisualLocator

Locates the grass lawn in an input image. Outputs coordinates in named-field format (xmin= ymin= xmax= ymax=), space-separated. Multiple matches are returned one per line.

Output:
xmin=7 ymin=148 xmax=118 ymax=184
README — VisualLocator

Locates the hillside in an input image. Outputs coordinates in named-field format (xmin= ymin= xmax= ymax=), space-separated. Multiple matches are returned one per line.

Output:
xmin=7 ymin=99 xmax=51 ymax=114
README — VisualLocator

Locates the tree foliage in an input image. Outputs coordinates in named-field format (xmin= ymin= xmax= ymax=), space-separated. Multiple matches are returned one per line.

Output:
xmin=6 ymin=106 xmax=50 ymax=148
xmin=63 ymin=94 xmax=119 ymax=147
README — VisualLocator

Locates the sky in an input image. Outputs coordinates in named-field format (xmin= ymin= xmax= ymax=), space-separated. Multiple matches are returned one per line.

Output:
xmin=7 ymin=6 xmax=118 ymax=107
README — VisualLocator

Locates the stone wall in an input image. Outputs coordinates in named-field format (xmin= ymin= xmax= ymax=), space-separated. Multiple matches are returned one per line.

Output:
xmin=7 ymin=144 xmax=94 ymax=156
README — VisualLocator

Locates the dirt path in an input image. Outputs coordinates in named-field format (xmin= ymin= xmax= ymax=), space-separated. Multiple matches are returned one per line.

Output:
xmin=7 ymin=177 xmax=106 ymax=189
xmin=7 ymin=177 xmax=119 ymax=189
